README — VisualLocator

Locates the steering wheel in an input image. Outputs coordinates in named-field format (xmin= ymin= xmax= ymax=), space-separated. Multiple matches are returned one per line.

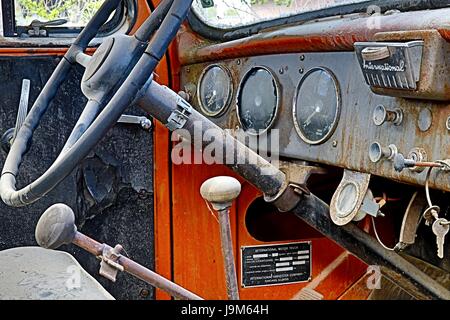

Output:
xmin=0 ymin=0 xmax=192 ymax=207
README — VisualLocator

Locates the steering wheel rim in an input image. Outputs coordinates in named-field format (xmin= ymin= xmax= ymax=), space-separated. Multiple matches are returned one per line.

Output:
xmin=0 ymin=0 xmax=190 ymax=207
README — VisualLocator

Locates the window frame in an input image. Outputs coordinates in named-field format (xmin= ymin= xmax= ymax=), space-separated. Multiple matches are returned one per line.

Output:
xmin=1 ymin=0 xmax=137 ymax=38
xmin=188 ymin=0 xmax=450 ymax=41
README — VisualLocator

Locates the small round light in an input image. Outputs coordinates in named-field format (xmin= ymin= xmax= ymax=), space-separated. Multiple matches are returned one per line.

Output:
xmin=336 ymin=182 xmax=358 ymax=218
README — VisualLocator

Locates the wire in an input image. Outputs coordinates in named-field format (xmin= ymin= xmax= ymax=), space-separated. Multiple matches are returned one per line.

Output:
xmin=425 ymin=167 xmax=434 ymax=208
xmin=371 ymin=217 xmax=395 ymax=251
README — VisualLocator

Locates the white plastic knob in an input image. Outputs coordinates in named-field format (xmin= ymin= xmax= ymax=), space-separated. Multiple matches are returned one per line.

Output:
xmin=200 ymin=176 xmax=241 ymax=207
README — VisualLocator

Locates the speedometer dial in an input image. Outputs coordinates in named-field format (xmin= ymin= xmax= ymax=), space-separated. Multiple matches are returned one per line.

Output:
xmin=198 ymin=65 xmax=232 ymax=117
xmin=293 ymin=68 xmax=341 ymax=145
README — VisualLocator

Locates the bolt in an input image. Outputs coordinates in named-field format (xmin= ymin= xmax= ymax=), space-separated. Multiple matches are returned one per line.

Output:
xmin=138 ymin=189 xmax=148 ymax=200
xmin=186 ymin=67 xmax=190 ymax=73
xmin=139 ymin=288 xmax=150 ymax=298
xmin=300 ymin=55 xmax=305 ymax=61
xmin=279 ymin=68 xmax=284 ymax=75
xmin=332 ymin=140 xmax=338 ymax=147
xmin=236 ymin=59 xmax=241 ymax=65
xmin=299 ymin=68 xmax=304 ymax=74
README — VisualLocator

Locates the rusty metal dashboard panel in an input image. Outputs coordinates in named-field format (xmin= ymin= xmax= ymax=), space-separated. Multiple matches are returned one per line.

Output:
xmin=180 ymin=52 xmax=450 ymax=192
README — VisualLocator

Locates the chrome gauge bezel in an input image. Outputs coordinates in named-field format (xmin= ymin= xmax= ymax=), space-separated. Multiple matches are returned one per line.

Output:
xmin=236 ymin=66 xmax=280 ymax=136
xmin=292 ymin=67 xmax=341 ymax=145
xmin=197 ymin=64 xmax=233 ymax=117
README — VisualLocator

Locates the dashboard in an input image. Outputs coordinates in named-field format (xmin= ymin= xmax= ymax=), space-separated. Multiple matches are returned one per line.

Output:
xmin=181 ymin=28 xmax=450 ymax=191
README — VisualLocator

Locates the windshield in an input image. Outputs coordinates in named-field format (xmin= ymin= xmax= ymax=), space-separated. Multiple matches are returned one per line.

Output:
xmin=15 ymin=0 xmax=104 ymax=27
xmin=192 ymin=0 xmax=372 ymax=29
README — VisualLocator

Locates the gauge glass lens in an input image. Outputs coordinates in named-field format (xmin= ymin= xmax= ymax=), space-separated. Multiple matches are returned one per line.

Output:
xmin=199 ymin=66 xmax=232 ymax=116
xmin=336 ymin=183 xmax=358 ymax=218
xmin=294 ymin=68 xmax=340 ymax=144
xmin=237 ymin=68 xmax=278 ymax=133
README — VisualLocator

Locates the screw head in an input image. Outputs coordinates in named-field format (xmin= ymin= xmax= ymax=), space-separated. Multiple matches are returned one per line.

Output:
xmin=139 ymin=288 xmax=150 ymax=298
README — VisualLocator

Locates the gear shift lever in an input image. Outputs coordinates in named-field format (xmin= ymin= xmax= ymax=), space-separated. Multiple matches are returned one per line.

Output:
xmin=200 ymin=176 xmax=241 ymax=300
xmin=35 ymin=203 xmax=202 ymax=300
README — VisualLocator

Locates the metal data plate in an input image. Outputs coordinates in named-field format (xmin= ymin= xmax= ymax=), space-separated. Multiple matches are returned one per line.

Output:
xmin=354 ymin=41 xmax=423 ymax=90
xmin=241 ymin=242 xmax=311 ymax=288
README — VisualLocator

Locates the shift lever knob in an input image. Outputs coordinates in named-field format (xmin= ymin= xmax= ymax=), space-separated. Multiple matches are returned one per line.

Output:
xmin=200 ymin=176 xmax=241 ymax=210
xmin=35 ymin=203 xmax=77 ymax=249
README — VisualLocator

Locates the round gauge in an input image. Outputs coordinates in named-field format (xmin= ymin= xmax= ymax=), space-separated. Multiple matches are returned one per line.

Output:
xmin=293 ymin=68 xmax=341 ymax=145
xmin=198 ymin=65 xmax=233 ymax=117
xmin=237 ymin=67 xmax=279 ymax=134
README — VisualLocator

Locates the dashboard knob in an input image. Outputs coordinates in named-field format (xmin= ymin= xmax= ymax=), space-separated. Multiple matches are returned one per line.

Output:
xmin=394 ymin=153 xmax=418 ymax=172
xmin=373 ymin=105 xmax=403 ymax=126
xmin=369 ymin=142 xmax=397 ymax=163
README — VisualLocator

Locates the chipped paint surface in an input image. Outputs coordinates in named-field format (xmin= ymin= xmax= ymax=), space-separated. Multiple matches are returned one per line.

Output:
xmin=178 ymin=8 xmax=450 ymax=66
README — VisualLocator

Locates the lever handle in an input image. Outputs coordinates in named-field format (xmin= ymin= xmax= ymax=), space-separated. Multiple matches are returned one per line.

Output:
xmin=35 ymin=203 xmax=77 ymax=250
xmin=29 ymin=18 xmax=68 ymax=28
xmin=200 ymin=176 xmax=241 ymax=209
xmin=394 ymin=153 xmax=416 ymax=172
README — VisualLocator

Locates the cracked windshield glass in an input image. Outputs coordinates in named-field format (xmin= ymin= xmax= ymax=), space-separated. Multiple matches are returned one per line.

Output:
xmin=15 ymin=0 xmax=104 ymax=27
xmin=193 ymin=0 xmax=370 ymax=29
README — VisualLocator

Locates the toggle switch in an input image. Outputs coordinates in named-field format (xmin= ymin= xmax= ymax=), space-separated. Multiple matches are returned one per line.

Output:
xmin=373 ymin=105 xmax=403 ymax=126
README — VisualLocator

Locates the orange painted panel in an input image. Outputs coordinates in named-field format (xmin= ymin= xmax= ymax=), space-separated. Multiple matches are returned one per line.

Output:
xmin=153 ymin=54 xmax=173 ymax=300
xmin=170 ymin=154 xmax=368 ymax=299
xmin=171 ymin=150 xmax=240 ymax=299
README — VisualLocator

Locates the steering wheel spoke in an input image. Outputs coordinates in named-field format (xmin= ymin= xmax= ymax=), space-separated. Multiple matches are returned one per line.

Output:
xmin=74 ymin=52 xmax=92 ymax=68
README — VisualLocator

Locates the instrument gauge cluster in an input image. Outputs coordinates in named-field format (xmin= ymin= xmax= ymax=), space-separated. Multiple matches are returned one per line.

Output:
xmin=183 ymin=52 xmax=450 ymax=192
xmin=196 ymin=64 xmax=340 ymax=143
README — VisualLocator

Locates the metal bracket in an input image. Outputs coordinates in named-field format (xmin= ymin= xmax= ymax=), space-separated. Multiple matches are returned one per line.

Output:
xmin=330 ymin=170 xmax=372 ymax=226
xmin=99 ymin=244 xmax=124 ymax=282
xmin=266 ymin=162 xmax=327 ymax=212
xmin=166 ymin=97 xmax=192 ymax=131
xmin=117 ymin=115 xmax=152 ymax=131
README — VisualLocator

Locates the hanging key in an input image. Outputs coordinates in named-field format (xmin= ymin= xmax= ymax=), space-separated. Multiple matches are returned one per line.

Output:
xmin=432 ymin=218 xmax=449 ymax=259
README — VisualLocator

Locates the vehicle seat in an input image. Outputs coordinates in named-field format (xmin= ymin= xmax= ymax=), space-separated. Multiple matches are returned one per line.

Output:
xmin=0 ymin=247 xmax=114 ymax=300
